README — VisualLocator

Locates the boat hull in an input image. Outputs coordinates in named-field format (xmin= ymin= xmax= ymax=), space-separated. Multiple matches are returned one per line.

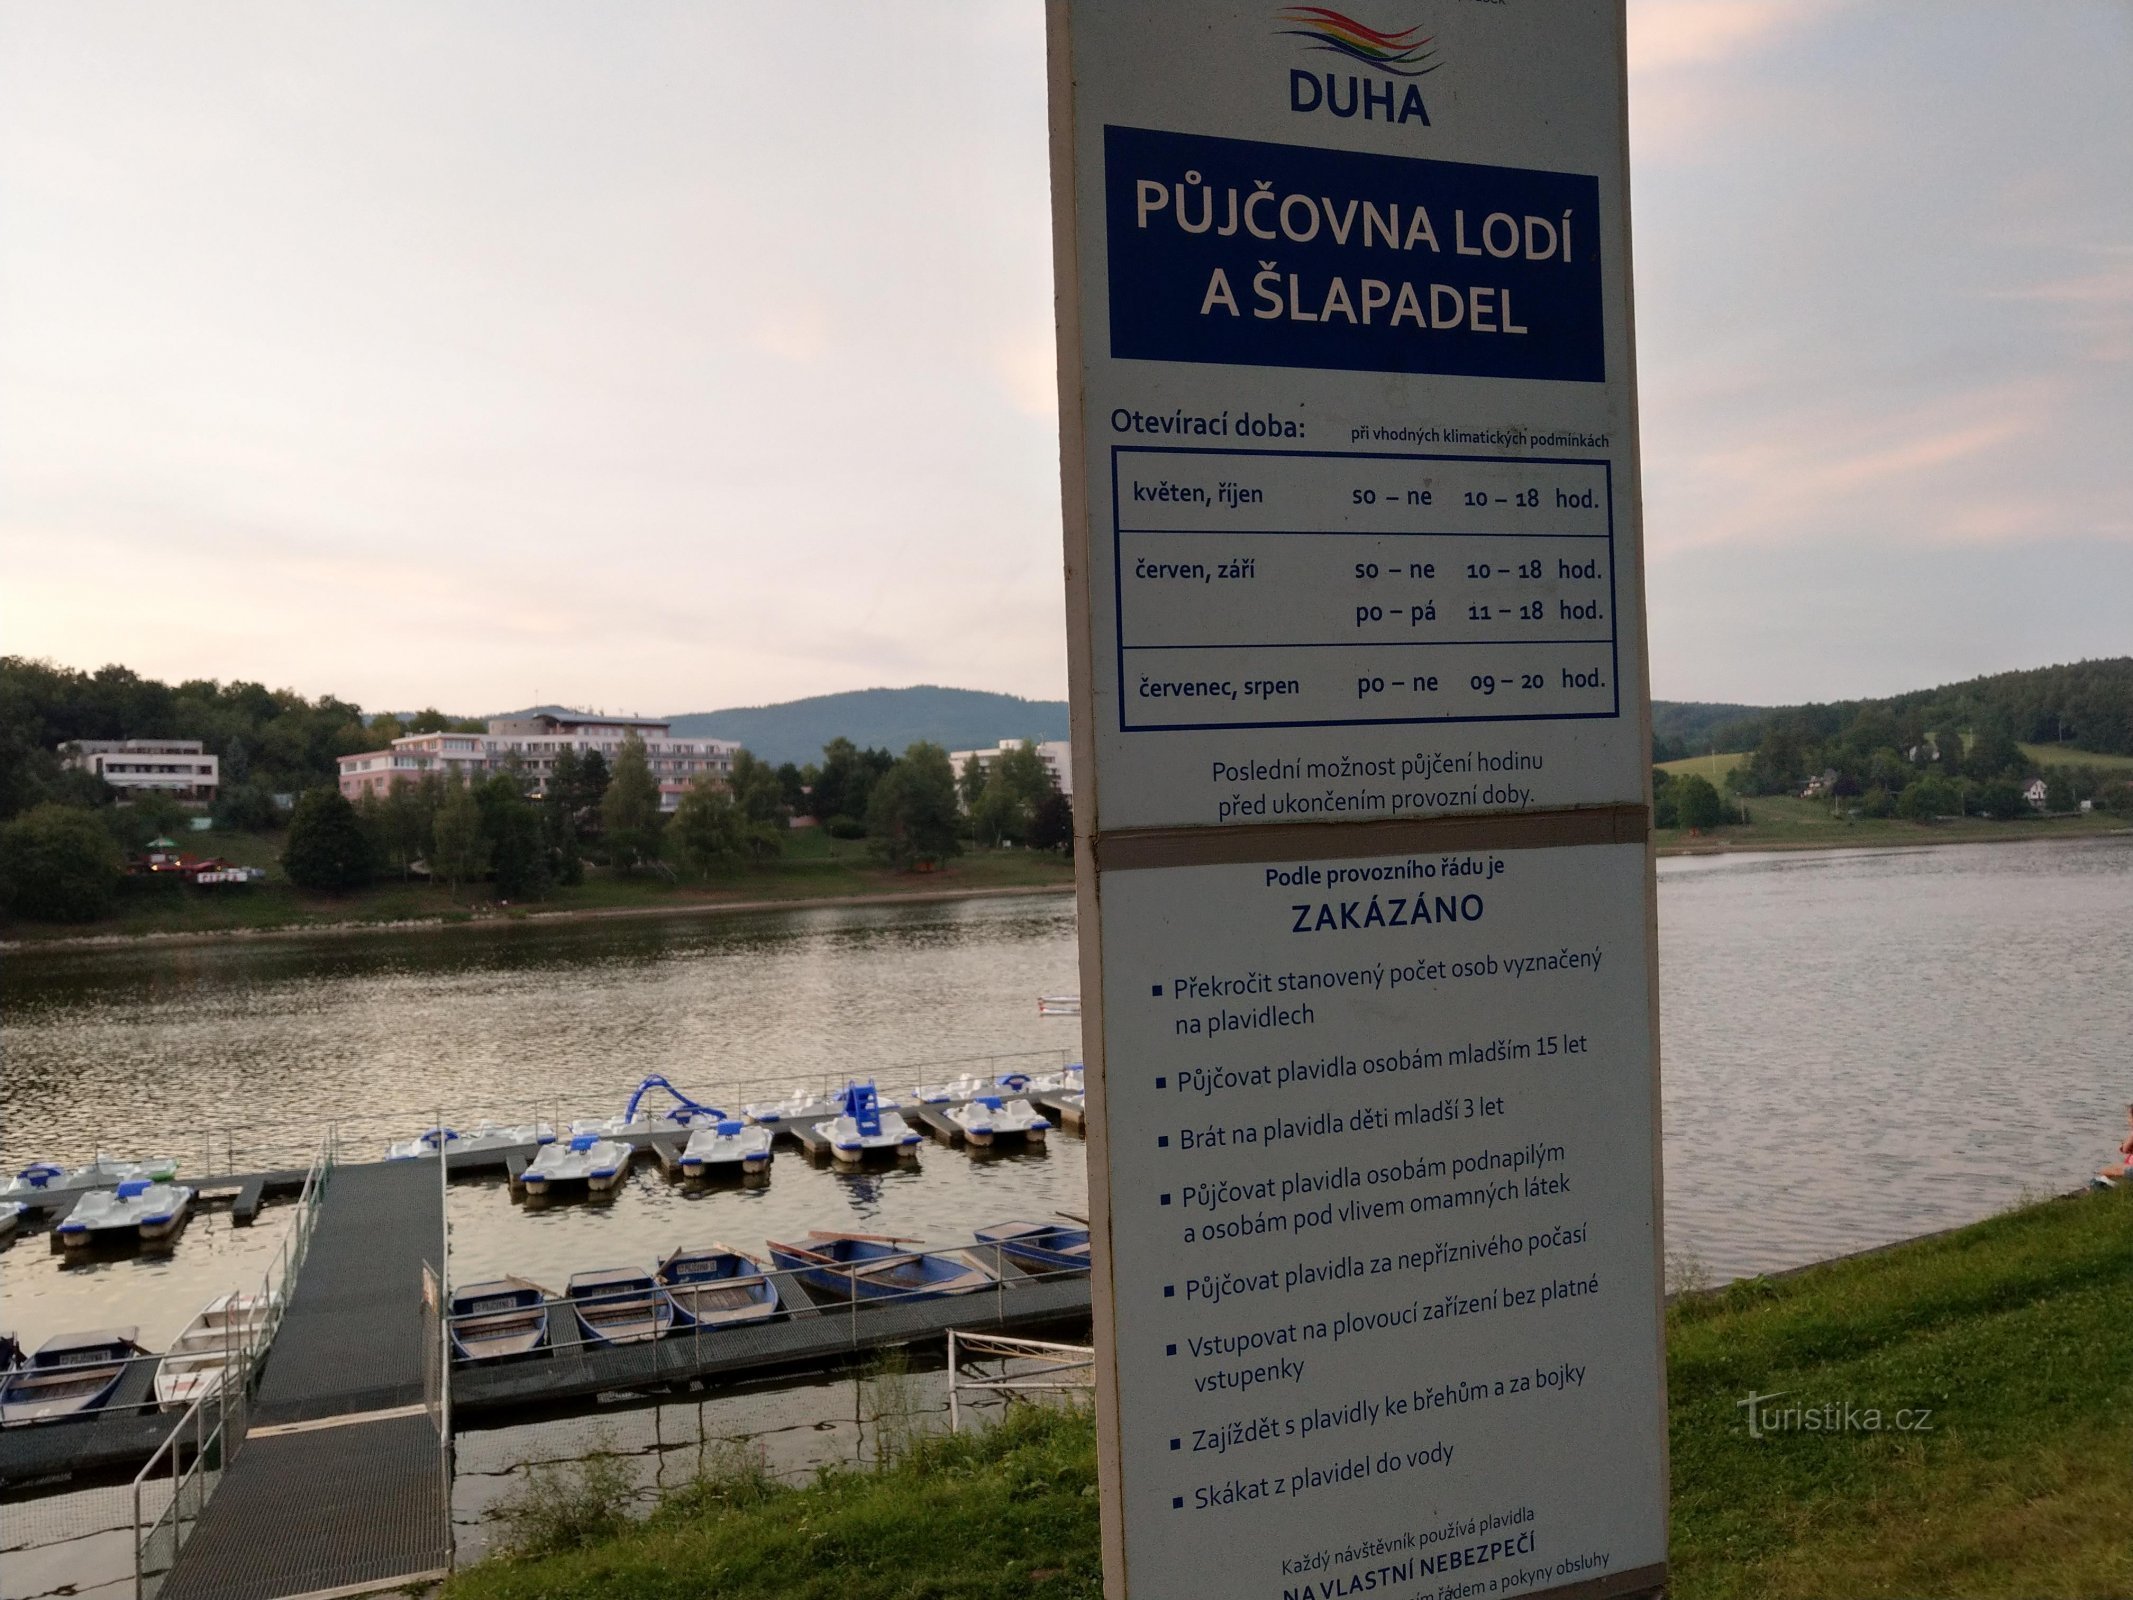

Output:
xmin=0 ymin=1369 xmax=126 ymax=1424
xmin=765 ymin=1241 xmax=997 ymax=1303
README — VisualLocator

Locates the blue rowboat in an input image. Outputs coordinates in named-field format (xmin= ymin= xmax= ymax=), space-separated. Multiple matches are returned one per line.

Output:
xmin=975 ymin=1221 xmax=1091 ymax=1276
xmin=449 ymin=1278 xmax=549 ymax=1361
xmin=0 ymin=1329 xmax=141 ymax=1424
xmin=765 ymin=1231 xmax=998 ymax=1303
xmin=657 ymin=1246 xmax=782 ymax=1326
xmin=566 ymin=1268 xmax=676 ymax=1346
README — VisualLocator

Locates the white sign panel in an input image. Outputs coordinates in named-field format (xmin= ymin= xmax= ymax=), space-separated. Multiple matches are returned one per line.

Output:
xmin=1096 ymin=844 xmax=1665 ymax=1598
xmin=1050 ymin=5 xmax=1667 ymax=1597
xmin=1054 ymin=0 xmax=1647 ymax=832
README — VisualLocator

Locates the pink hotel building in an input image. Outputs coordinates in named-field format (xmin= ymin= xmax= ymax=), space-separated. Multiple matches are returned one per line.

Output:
xmin=338 ymin=712 xmax=739 ymax=811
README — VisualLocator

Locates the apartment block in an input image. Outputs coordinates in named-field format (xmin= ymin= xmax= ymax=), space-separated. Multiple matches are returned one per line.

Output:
xmin=63 ymin=739 xmax=220 ymax=801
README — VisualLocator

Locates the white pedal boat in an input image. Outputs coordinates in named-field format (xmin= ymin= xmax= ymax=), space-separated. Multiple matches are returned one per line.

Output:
xmin=0 ymin=1201 xmax=23 ymax=1237
xmin=521 ymin=1135 xmax=630 ymax=1196
xmin=906 ymin=1072 xmax=999 ymax=1106
xmin=1025 ymin=1062 xmax=1085 ymax=1095
xmin=5 ymin=1154 xmax=179 ymax=1199
xmin=574 ymin=1075 xmax=730 ymax=1138
xmin=741 ymin=1088 xmax=839 ymax=1126
xmin=947 ymin=1096 xmax=1051 ymax=1148
xmin=815 ymin=1081 xmax=922 ymax=1164
xmin=154 ymin=1292 xmax=275 ymax=1410
xmin=679 ymin=1120 xmax=773 ymax=1178
xmin=386 ymin=1121 xmax=554 ymax=1161
xmin=58 ymin=1181 xmax=194 ymax=1248
xmin=744 ymin=1086 xmax=903 ymax=1127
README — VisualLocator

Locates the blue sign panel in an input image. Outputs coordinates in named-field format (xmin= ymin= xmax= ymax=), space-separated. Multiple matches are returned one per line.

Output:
xmin=1105 ymin=124 xmax=1604 ymax=383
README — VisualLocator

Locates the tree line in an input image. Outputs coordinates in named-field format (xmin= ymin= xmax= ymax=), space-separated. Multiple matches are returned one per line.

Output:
xmin=269 ymin=732 xmax=1069 ymax=897
xmin=1653 ymin=658 xmax=2133 ymax=767
xmin=1 ymin=661 xmax=1072 ymax=919
xmin=0 ymin=655 xmax=483 ymax=826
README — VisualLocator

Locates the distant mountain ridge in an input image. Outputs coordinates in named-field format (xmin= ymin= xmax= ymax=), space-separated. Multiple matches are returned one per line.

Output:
xmin=661 ymin=686 xmax=1068 ymax=768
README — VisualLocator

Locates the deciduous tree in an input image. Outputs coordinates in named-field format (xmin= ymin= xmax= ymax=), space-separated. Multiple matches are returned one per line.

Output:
xmin=601 ymin=732 xmax=662 ymax=872
xmin=866 ymin=742 xmax=963 ymax=871
xmin=430 ymin=778 xmax=488 ymax=892
xmin=667 ymin=778 xmax=745 ymax=880
xmin=0 ymin=803 xmax=126 ymax=921
xmin=283 ymin=787 xmax=373 ymax=892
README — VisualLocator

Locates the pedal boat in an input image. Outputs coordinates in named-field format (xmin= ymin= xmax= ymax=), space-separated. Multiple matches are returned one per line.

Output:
xmin=946 ymin=1095 xmax=1051 ymax=1148
xmin=678 ymin=1120 xmax=773 ymax=1178
xmin=813 ymin=1081 xmax=921 ymax=1165
xmin=386 ymin=1121 xmax=554 ymax=1161
xmin=58 ymin=1180 xmax=194 ymax=1248
xmin=521 ymin=1134 xmax=630 ymax=1196
xmin=5 ymin=1154 xmax=179 ymax=1199
xmin=573 ymin=1074 xmax=729 ymax=1137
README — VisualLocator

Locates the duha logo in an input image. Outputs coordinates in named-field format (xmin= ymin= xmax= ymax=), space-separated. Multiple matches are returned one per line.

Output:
xmin=1277 ymin=6 xmax=1438 ymax=125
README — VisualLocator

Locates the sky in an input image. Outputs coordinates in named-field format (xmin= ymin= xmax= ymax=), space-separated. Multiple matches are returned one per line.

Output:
xmin=1 ymin=1 xmax=2126 ymax=715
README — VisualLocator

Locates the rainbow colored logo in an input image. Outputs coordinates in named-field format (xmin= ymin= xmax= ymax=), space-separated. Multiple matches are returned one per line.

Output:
xmin=1276 ymin=7 xmax=1442 ymax=76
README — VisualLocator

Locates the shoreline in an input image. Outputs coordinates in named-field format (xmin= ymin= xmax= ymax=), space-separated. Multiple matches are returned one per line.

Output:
xmin=0 ymin=880 xmax=1077 ymax=956
xmin=7 ymin=823 xmax=2125 ymax=954
xmin=1652 ymin=820 xmax=2129 ymax=858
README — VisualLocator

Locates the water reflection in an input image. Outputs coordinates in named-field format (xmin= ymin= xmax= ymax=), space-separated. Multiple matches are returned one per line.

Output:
xmin=5 ymin=840 xmax=2131 ymax=1338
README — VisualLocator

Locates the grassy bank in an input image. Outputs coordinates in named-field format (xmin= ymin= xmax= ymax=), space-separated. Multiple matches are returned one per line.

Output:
xmin=447 ymin=1185 xmax=2132 ymax=1600
xmin=1 ymin=828 xmax=1073 ymax=945
xmin=1652 ymin=753 xmax=2130 ymax=854
xmin=1656 ymin=794 xmax=2128 ymax=855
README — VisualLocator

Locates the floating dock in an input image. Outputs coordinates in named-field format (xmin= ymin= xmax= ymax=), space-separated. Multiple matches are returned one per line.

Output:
xmin=455 ymin=1264 xmax=1090 ymax=1415
xmin=156 ymin=1159 xmax=450 ymax=1600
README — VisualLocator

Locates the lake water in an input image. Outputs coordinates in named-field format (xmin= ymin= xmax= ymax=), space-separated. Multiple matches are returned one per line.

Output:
xmin=5 ymin=837 xmax=2130 ymax=1593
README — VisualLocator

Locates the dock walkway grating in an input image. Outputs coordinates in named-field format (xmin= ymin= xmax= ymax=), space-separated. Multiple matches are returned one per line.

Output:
xmin=159 ymin=1158 xmax=447 ymax=1600
xmin=156 ymin=1416 xmax=445 ymax=1600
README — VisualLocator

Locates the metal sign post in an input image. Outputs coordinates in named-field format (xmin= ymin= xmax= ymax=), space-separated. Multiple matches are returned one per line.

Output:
xmin=1048 ymin=4 xmax=1666 ymax=1597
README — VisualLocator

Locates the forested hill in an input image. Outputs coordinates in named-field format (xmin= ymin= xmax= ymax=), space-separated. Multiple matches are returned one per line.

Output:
xmin=664 ymin=687 xmax=1068 ymax=767
xmin=1650 ymin=701 xmax=1770 ymax=760
xmin=1675 ymin=658 xmax=2133 ymax=764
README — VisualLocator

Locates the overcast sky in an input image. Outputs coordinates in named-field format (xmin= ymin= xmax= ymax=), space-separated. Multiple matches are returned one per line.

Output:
xmin=2 ymin=2 xmax=2126 ymax=714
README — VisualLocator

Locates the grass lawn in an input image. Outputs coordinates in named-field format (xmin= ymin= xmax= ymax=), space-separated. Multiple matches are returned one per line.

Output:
xmin=444 ymin=1186 xmax=2133 ymax=1600
xmin=1 ymin=828 xmax=1072 ymax=943
xmin=1652 ymin=756 xmax=2129 ymax=855
xmin=2021 ymin=741 xmax=2133 ymax=772
xmin=1656 ymin=751 xmax=1745 ymax=787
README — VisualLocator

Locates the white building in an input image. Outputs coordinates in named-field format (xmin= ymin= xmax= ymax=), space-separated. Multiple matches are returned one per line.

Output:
xmin=949 ymin=739 xmax=1072 ymax=799
xmin=338 ymin=711 xmax=739 ymax=801
xmin=63 ymin=739 xmax=219 ymax=801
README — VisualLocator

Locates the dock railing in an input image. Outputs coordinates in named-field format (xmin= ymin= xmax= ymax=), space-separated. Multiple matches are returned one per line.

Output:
xmin=946 ymin=1328 xmax=1095 ymax=1432
xmin=21 ymin=1048 xmax=1076 ymax=1177
xmin=130 ymin=1131 xmax=334 ymax=1600
xmin=446 ymin=1242 xmax=1092 ymax=1392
